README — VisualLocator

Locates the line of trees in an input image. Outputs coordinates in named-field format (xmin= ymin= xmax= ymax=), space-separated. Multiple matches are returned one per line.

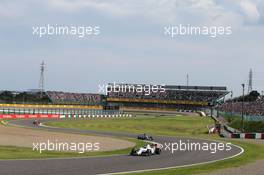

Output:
xmin=228 ymin=90 xmax=260 ymax=102
xmin=0 ymin=91 xmax=51 ymax=104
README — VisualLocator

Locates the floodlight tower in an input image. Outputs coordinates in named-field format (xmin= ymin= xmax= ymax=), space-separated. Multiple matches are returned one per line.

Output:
xmin=186 ymin=74 xmax=189 ymax=89
xmin=248 ymin=68 xmax=253 ymax=94
xmin=241 ymin=83 xmax=245 ymax=132
xmin=39 ymin=61 xmax=45 ymax=98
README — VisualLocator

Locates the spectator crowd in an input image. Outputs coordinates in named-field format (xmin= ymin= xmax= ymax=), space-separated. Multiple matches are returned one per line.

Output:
xmin=219 ymin=97 xmax=264 ymax=116
xmin=46 ymin=91 xmax=102 ymax=105
xmin=107 ymin=89 xmax=226 ymax=103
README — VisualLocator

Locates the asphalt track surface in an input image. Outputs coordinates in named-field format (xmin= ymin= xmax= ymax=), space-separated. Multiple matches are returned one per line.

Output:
xmin=0 ymin=119 xmax=243 ymax=175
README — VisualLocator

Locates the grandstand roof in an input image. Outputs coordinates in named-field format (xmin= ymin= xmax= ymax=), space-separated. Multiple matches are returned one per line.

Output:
xmin=164 ymin=85 xmax=227 ymax=91
xmin=108 ymin=83 xmax=227 ymax=91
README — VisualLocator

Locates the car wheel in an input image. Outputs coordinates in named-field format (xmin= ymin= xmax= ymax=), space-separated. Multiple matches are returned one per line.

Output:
xmin=147 ymin=150 xmax=151 ymax=156
xmin=156 ymin=148 xmax=161 ymax=154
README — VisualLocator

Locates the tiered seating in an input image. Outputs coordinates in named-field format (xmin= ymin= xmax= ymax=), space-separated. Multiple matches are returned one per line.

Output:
xmin=46 ymin=91 xmax=102 ymax=105
xmin=220 ymin=98 xmax=264 ymax=116
xmin=107 ymin=84 xmax=227 ymax=103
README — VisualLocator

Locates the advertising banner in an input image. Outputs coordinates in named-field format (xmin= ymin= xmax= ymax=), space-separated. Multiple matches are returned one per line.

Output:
xmin=0 ymin=114 xmax=60 ymax=119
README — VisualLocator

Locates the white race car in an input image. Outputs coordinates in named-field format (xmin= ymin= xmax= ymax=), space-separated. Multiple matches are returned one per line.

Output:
xmin=130 ymin=144 xmax=161 ymax=156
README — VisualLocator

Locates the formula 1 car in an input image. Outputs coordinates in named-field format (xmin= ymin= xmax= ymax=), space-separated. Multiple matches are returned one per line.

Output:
xmin=137 ymin=134 xmax=153 ymax=141
xmin=130 ymin=144 xmax=161 ymax=156
xmin=33 ymin=119 xmax=40 ymax=126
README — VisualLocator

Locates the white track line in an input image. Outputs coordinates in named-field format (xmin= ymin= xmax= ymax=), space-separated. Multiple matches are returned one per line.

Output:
xmin=39 ymin=123 xmax=57 ymax=128
xmin=98 ymin=144 xmax=244 ymax=175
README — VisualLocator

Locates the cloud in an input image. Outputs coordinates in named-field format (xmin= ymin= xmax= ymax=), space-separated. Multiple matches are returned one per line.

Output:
xmin=257 ymin=0 xmax=264 ymax=23
xmin=0 ymin=0 xmax=263 ymax=26
xmin=49 ymin=0 xmax=127 ymax=15
xmin=240 ymin=0 xmax=260 ymax=24
xmin=0 ymin=1 xmax=26 ymax=18
xmin=46 ymin=0 xmax=263 ymax=25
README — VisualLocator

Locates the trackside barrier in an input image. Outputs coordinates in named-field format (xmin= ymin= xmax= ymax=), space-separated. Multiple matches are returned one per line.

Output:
xmin=211 ymin=114 xmax=264 ymax=140
xmin=60 ymin=114 xmax=133 ymax=118
xmin=0 ymin=114 xmax=133 ymax=119
xmin=0 ymin=114 xmax=60 ymax=119
xmin=0 ymin=103 xmax=103 ymax=110
xmin=228 ymin=133 xmax=264 ymax=139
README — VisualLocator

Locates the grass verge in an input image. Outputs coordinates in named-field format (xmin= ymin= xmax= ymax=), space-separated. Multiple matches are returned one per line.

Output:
xmin=0 ymin=138 xmax=144 ymax=160
xmin=46 ymin=115 xmax=214 ymax=137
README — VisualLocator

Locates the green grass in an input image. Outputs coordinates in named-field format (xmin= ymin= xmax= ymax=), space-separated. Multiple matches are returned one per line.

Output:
xmin=222 ymin=113 xmax=264 ymax=132
xmin=46 ymin=115 xmax=214 ymax=137
xmin=0 ymin=138 xmax=145 ymax=160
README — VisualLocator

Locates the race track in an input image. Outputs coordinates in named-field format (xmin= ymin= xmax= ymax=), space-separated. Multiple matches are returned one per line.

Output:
xmin=0 ymin=119 xmax=243 ymax=175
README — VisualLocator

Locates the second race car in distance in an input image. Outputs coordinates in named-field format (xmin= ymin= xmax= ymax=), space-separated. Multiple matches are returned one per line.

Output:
xmin=137 ymin=133 xmax=153 ymax=141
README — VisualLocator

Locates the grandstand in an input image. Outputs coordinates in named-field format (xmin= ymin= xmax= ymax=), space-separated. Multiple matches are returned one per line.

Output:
xmin=46 ymin=91 xmax=104 ymax=105
xmin=220 ymin=97 xmax=264 ymax=116
xmin=0 ymin=90 xmax=104 ymax=106
xmin=107 ymin=83 xmax=228 ymax=111
xmin=0 ymin=83 xmax=229 ymax=113
xmin=0 ymin=90 xmax=107 ymax=115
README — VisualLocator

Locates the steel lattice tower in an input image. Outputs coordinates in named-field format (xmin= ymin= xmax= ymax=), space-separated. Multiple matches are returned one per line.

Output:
xmin=39 ymin=61 xmax=45 ymax=98
xmin=248 ymin=68 xmax=253 ymax=94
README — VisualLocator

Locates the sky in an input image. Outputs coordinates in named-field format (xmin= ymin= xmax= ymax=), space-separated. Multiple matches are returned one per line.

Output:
xmin=0 ymin=0 xmax=264 ymax=97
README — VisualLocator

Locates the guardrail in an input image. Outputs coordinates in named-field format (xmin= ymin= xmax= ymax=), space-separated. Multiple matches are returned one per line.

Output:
xmin=0 ymin=108 xmax=121 ymax=115
xmin=0 ymin=103 xmax=103 ymax=109
xmin=0 ymin=114 xmax=133 ymax=119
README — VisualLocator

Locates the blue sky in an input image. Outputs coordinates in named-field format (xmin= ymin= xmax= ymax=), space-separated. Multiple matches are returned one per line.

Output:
xmin=0 ymin=0 xmax=264 ymax=97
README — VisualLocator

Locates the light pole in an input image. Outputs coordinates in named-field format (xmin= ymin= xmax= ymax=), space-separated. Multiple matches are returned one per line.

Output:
xmin=241 ymin=84 xmax=245 ymax=132
xmin=216 ymin=101 xmax=219 ymax=118
xmin=231 ymin=91 xmax=233 ymax=117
